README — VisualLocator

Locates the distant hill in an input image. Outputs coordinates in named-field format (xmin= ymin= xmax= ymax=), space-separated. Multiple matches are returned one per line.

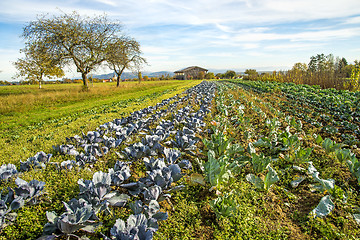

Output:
xmin=90 ymin=71 xmax=174 ymax=80
xmin=208 ymin=68 xmax=285 ymax=75
xmin=147 ymin=71 xmax=174 ymax=78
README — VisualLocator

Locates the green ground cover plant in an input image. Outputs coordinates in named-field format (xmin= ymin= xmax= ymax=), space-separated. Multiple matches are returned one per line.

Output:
xmin=0 ymin=79 xmax=359 ymax=239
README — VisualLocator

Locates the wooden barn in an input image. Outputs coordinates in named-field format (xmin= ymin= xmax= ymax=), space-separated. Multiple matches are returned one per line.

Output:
xmin=174 ymin=66 xmax=208 ymax=80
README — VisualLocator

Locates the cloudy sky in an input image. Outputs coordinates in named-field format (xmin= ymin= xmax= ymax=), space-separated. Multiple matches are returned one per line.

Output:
xmin=0 ymin=0 xmax=360 ymax=81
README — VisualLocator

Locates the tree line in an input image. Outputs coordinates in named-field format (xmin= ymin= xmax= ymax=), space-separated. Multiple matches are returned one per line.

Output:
xmin=212 ymin=54 xmax=359 ymax=91
xmin=14 ymin=11 xmax=146 ymax=89
xmin=242 ymin=54 xmax=360 ymax=91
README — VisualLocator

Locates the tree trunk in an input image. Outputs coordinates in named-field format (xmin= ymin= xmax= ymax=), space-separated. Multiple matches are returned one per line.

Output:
xmin=116 ymin=74 xmax=121 ymax=87
xmin=38 ymin=73 xmax=43 ymax=89
xmin=116 ymin=67 xmax=126 ymax=87
xmin=82 ymin=72 xmax=89 ymax=90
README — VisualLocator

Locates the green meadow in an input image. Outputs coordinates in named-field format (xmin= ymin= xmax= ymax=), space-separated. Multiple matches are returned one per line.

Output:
xmin=1 ymin=80 xmax=360 ymax=240
xmin=0 ymin=81 xmax=200 ymax=165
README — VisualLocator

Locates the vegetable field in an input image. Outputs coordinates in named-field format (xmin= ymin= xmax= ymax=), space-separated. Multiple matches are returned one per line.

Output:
xmin=0 ymin=80 xmax=360 ymax=239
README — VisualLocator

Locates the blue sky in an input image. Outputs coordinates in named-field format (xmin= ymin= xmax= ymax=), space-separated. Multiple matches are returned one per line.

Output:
xmin=1 ymin=0 xmax=360 ymax=81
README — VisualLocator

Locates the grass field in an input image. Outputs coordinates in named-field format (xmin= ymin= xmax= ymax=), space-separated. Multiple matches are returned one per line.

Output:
xmin=0 ymin=81 xmax=196 ymax=129
xmin=0 ymin=80 xmax=203 ymax=239
xmin=0 ymin=79 xmax=359 ymax=240
xmin=0 ymin=81 xmax=200 ymax=164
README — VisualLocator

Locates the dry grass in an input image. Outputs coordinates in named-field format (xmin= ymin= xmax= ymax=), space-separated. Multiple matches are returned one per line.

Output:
xmin=0 ymin=81 xmax=183 ymax=114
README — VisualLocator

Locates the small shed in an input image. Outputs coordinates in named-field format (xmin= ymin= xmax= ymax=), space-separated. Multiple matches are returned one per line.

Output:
xmin=174 ymin=66 xmax=208 ymax=80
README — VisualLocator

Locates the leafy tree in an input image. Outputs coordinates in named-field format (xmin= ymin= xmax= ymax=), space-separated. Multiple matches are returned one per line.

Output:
xmin=138 ymin=72 xmax=142 ymax=84
xmin=197 ymin=71 xmax=205 ymax=80
xmin=224 ymin=70 xmax=236 ymax=79
xmin=292 ymin=62 xmax=308 ymax=72
xmin=106 ymin=36 xmax=146 ymax=87
xmin=14 ymin=42 xmax=64 ymax=89
xmin=215 ymin=73 xmax=224 ymax=79
xmin=335 ymin=57 xmax=348 ymax=75
xmin=353 ymin=60 xmax=360 ymax=76
xmin=288 ymin=63 xmax=308 ymax=84
xmin=165 ymin=74 xmax=172 ymax=80
xmin=244 ymin=69 xmax=257 ymax=75
xmin=308 ymin=53 xmax=337 ymax=74
xmin=244 ymin=69 xmax=258 ymax=80
xmin=344 ymin=60 xmax=360 ymax=90
xmin=205 ymin=72 xmax=215 ymax=79
xmin=22 ymin=11 xmax=125 ymax=90
xmin=308 ymin=54 xmax=328 ymax=72
xmin=0 ymin=80 xmax=11 ymax=85
xmin=344 ymin=65 xmax=354 ymax=78
xmin=325 ymin=53 xmax=335 ymax=72
xmin=63 ymin=78 xmax=73 ymax=84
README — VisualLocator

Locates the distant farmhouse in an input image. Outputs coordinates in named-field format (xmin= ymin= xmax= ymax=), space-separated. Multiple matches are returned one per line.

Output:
xmin=174 ymin=66 xmax=208 ymax=80
xmin=103 ymin=73 xmax=116 ymax=83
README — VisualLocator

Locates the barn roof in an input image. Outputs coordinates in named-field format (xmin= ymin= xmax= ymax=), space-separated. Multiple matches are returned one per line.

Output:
xmin=174 ymin=66 xmax=208 ymax=73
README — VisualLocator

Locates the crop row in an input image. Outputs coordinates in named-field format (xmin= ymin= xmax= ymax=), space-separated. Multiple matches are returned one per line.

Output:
xmin=229 ymin=80 xmax=360 ymax=148
xmin=0 ymin=81 xmax=216 ymax=239
xmin=199 ymin=81 xmax=360 ymax=238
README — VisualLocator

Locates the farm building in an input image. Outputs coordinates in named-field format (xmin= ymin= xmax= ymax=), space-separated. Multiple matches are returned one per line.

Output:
xmin=174 ymin=66 xmax=208 ymax=80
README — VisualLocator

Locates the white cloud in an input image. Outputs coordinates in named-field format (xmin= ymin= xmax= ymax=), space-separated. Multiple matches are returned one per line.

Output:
xmin=264 ymin=42 xmax=324 ymax=51
xmin=1 ymin=0 xmax=359 ymax=26
xmin=0 ymin=0 xmax=109 ymax=22
xmin=202 ymin=52 xmax=238 ymax=57
xmin=344 ymin=16 xmax=360 ymax=24
xmin=141 ymin=43 xmax=193 ymax=58
xmin=246 ymin=51 xmax=266 ymax=57
xmin=94 ymin=0 xmax=117 ymax=7
xmin=0 ymin=0 xmax=360 ymax=78
xmin=242 ymin=43 xmax=260 ymax=50
xmin=1 ymin=1 xmax=360 ymax=32
xmin=0 ymin=50 xmax=21 ymax=80
xmin=229 ymin=27 xmax=360 ymax=43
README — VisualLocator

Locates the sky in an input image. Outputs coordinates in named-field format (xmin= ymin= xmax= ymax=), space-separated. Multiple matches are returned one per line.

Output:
xmin=1 ymin=0 xmax=360 ymax=81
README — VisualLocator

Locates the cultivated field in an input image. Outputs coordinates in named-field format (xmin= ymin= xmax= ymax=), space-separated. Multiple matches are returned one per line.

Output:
xmin=0 ymin=80 xmax=359 ymax=239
